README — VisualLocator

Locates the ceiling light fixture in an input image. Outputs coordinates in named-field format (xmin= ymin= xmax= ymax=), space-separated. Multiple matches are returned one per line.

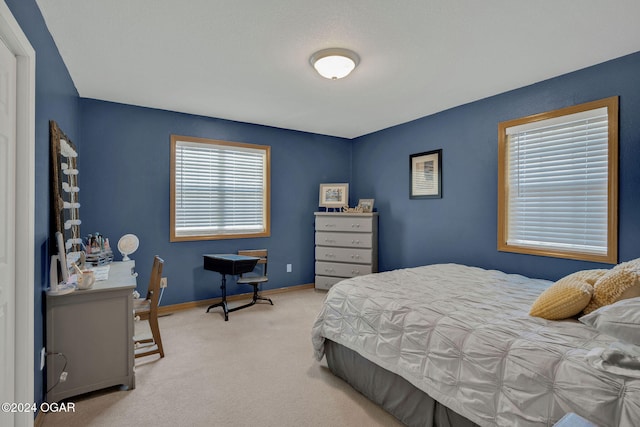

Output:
xmin=310 ymin=48 xmax=360 ymax=80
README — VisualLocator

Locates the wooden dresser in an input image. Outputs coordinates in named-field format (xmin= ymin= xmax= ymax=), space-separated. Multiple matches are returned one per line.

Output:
xmin=314 ymin=212 xmax=378 ymax=290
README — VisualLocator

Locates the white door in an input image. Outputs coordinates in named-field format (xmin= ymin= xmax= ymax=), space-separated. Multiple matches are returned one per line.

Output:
xmin=0 ymin=35 xmax=17 ymax=423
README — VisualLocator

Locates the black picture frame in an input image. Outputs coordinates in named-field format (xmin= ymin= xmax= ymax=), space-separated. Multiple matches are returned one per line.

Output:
xmin=410 ymin=149 xmax=442 ymax=199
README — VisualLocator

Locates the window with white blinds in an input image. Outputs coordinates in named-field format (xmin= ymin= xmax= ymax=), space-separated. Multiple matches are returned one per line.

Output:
xmin=498 ymin=97 xmax=618 ymax=263
xmin=171 ymin=135 xmax=270 ymax=241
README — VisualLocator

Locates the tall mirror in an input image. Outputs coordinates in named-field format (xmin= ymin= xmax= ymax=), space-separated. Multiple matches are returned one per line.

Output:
xmin=50 ymin=120 xmax=82 ymax=274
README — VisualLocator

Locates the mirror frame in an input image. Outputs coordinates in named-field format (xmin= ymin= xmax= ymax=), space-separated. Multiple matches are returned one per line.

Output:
xmin=50 ymin=120 xmax=82 ymax=265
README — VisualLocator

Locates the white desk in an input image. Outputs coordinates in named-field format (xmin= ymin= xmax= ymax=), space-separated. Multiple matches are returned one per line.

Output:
xmin=46 ymin=261 xmax=137 ymax=403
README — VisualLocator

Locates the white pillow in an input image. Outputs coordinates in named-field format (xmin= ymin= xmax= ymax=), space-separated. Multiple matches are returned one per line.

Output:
xmin=579 ymin=297 xmax=640 ymax=345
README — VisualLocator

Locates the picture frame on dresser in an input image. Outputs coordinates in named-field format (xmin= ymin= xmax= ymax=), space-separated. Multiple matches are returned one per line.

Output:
xmin=357 ymin=199 xmax=374 ymax=213
xmin=319 ymin=183 xmax=349 ymax=208
xmin=410 ymin=149 xmax=442 ymax=199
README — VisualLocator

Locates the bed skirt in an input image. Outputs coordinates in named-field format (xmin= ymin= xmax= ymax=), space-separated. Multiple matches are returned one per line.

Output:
xmin=325 ymin=340 xmax=479 ymax=427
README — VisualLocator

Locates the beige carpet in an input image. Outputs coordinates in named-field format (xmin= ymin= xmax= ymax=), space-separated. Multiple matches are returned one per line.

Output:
xmin=41 ymin=288 xmax=404 ymax=427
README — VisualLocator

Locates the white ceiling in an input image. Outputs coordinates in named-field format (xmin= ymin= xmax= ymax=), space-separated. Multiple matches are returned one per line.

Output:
xmin=36 ymin=0 xmax=640 ymax=139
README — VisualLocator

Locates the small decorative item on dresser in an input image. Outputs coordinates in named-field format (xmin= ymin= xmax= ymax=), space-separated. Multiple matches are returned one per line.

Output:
xmin=117 ymin=233 xmax=139 ymax=261
xmin=75 ymin=269 xmax=96 ymax=290
xmin=319 ymin=183 xmax=349 ymax=209
xmin=84 ymin=232 xmax=114 ymax=266
xmin=357 ymin=199 xmax=375 ymax=213
xmin=342 ymin=205 xmax=364 ymax=213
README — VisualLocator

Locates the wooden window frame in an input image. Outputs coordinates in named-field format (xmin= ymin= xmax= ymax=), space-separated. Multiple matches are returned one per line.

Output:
xmin=497 ymin=97 xmax=618 ymax=263
xmin=170 ymin=135 xmax=271 ymax=242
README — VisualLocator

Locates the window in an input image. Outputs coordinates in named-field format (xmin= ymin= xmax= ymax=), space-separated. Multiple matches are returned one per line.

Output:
xmin=171 ymin=135 xmax=270 ymax=241
xmin=498 ymin=97 xmax=618 ymax=263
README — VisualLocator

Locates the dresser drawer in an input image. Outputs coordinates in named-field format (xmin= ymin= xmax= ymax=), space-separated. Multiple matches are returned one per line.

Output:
xmin=315 ymin=231 xmax=372 ymax=248
xmin=315 ymin=246 xmax=372 ymax=264
xmin=315 ymin=215 xmax=372 ymax=233
xmin=314 ymin=275 xmax=344 ymax=290
xmin=315 ymin=261 xmax=373 ymax=278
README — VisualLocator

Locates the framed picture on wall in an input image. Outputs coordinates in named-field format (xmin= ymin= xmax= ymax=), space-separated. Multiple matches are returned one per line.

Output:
xmin=319 ymin=183 xmax=349 ymax=208
xmin=410 ymin=149 xmax=442 ymax=199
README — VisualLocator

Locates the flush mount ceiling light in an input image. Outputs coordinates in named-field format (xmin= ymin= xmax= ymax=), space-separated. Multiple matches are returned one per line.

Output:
xmin=310 ymin=48 xmax=360 ymax=80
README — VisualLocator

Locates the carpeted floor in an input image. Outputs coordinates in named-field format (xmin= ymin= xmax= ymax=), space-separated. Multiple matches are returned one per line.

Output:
xmin=41 ymin=288 xmax=404 ymax=427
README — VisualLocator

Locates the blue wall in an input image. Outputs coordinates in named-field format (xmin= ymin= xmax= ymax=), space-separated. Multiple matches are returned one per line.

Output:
xmin=78 ymin=99 xmax=351 ymax=305
xmin=6 ymin=0 xmax=80 ymax=408
xmin=8 ymin=0 xmax=640 ymax=407
xmin=352 ymin=51 xmax=640 ymax=281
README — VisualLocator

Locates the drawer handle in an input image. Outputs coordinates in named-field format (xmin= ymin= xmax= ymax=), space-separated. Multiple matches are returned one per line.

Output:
xmin=324 ymin=239 xmax=335 ymax=243
xmin=351 ymin=224 xmax=360 ymax=228
xmin=350 ymin=255 xmax=361 ymax=259
xmin=324 ymin=268 xmax=335 ymax=273
xmin=351 ymin=270 xmax=361 ymax=274
xmin=325 ymin=253 xmax=335 ymax=258
xmin=324 ymin=223 xmax=336 ymax=227
xmin=351 ymin=240 xmax=361 ymax=244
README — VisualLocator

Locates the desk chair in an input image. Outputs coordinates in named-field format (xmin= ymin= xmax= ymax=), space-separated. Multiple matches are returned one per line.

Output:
xmin=236 ymin=249 xmax=273 ymax=307
xmin=133 ymin=255 xmax=165 ymax=359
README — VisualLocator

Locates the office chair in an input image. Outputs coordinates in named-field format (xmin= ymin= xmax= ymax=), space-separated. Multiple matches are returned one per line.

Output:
xmin=133 ymin=255 xmax=165 ymax=358
xmin=236 ymin=249 xmax=273 ymax=307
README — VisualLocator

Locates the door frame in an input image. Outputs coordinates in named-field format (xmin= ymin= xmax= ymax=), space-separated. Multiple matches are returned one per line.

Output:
xmin=0 ymin=2 xmax=36 ymax=426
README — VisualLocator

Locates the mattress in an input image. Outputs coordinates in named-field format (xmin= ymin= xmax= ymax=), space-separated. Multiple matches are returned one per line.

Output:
xmin=311 ymin=263 xmax=640 ymax=426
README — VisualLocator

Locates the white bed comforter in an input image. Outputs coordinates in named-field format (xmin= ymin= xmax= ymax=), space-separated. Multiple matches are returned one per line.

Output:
xmin=311 ymin=264 xmax=640 ymax=427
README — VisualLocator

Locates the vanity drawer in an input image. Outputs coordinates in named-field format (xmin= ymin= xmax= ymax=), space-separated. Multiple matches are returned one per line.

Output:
xmin=315 ymin=246 xmax=372 ymax=264
xmin=315 ymin=261 xmax=373 ymax=278
xmin=315 ymin=215 xmax=373 ymax=233
xmin=315 ymin=231 xmax=372 ymax=248
xmin=314 ymin=275 xmax=344 ymax=290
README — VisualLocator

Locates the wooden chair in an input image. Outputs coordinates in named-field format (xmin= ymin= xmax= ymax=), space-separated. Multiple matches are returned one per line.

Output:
xmin=236 ymin=249 xmax=273 ymax=307
xmin=133 ymin=255 xmax=165 ymax=359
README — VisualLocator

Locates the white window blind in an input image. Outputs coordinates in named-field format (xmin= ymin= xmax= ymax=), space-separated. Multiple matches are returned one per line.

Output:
xmin=505 ymin=107 xmax=609 ymax=255
xmin=173 ymin=139 xmax=268 ymax=239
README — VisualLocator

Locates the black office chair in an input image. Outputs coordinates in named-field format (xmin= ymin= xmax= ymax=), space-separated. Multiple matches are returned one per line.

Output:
xmin=236 ymin=249 xmax=273 ymax=306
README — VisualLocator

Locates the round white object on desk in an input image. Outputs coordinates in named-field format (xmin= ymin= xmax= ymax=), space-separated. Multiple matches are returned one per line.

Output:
xmin=117 ymin=234 xmax=139 ymax=261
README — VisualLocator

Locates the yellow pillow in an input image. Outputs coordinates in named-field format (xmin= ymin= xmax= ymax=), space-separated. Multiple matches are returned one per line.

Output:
xmin=583 ymin=263 xmax=640 ymax=314
xmin=530 ymin=270 xmax=606 ymax=320
xmin=626 ymin=257 xmax=640 ymax=270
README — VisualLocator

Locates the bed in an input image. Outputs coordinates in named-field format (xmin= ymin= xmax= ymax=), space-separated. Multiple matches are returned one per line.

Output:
xmin=311 ymin=263 xmax=640 ymax=426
